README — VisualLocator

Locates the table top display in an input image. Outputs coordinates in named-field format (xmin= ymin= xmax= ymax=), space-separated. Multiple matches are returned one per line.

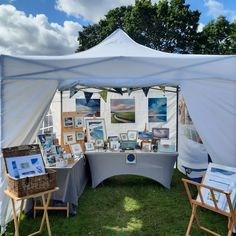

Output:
xmin=86 ymin=150 xmax=178 ymax=189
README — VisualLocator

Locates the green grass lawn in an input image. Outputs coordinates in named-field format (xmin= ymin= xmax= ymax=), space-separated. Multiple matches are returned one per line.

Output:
xmin=3 ymin=170 xmax=228 ymax=236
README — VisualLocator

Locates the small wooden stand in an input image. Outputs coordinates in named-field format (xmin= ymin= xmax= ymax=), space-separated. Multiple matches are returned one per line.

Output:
xmin=34 ymin=200 xmax=69 ymax=218
xmin=182 ymin=178 xmax=236 ymax=236
xmin=4 ymin=187 xmax=59 ymax=236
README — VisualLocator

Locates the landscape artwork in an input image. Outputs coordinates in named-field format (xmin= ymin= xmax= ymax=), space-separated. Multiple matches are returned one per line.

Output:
xmin=111 ymin=99 xmax=135 ymax=123
xmin=86 ymin=119 xmax=106 ymax=142
xmin=148 ymin=98 xmax=167 ymax=122
xmin=76 ymin=99 xmax=100 ymax=117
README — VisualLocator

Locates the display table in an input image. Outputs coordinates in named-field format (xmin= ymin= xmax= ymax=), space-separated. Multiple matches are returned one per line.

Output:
xmin=30 ymin=157 xmax=88 ymax=216
xmin=86 ymin=150 xmax=178 ymax=189
xmin=5 ymin=187 xmax=59 ymax=236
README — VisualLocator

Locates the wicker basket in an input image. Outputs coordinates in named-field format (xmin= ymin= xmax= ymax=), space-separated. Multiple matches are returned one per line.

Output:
xmin=2 ymin=144 xmax=57 ymax=197
xmin=7 ymin=169 xmax=56 ymax=197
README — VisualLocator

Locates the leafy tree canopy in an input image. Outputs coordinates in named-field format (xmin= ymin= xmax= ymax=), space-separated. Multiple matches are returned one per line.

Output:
xmin=76 ymin=0 xmax=236 ymax=55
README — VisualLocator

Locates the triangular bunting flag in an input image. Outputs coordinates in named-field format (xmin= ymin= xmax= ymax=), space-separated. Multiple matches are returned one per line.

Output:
xmin=159 ymin=85 xmax=166 ymax=96
xmin=99 ymin=90 xmax=108 ymax=103
xmin=69 ymin=86 xmax=79 ymax=98
xmin=113 ymin=88 xmax=123 ymax=95
xmin=142 ymin=87 xmax=150 ymax=97
xmin=127 ymin=88 xmax=133 ymax=96
xmin=84 ymin=92 xmax=93 ymax=104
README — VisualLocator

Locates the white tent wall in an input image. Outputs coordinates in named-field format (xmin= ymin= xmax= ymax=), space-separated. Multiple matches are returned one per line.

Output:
xmin=0 ymin=80 xmax=58 ymax=232
xmin=62 ymin=88 xmax=177 ymax=144
xmin=181 ymin=79 xmax=236 ymax=167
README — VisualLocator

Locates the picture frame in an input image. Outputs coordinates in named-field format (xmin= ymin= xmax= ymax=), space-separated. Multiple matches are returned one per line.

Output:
xmin=76 ymin=131 xmax=84 ymax=141
xmin=141 ymin=141 xmax=152 ymax=152
xmin=63 ymin=116 xmax=74 ymax=128
xmin=85 ymin=142 xmax=95 ymax=151
xmin=70 ymin=143 xmax=83 ymax=157
xmin=74 ymin=116 xmax=84 ymax=128
xmin=4 ymin=153 xmax=46 ymax=178
xmin=127 ymin=130 xmax=138 ymax=141
xmin=110 ymin=141 xmax=120 ymax=151
xmin=95 ymin=139 xmax=104 ymax=148
xmin=85 ymin=118 xmax=107 ymax=142
xmin=152 ymin=128 xmax=169 ymax=139
xmin=64 ymin=132 xmax=76 ymax=145
xmin=120 ymin=133 xmax=128 ymax=141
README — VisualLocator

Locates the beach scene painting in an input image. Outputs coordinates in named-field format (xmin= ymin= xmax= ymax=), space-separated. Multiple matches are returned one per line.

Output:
xmin=111 ymin=99 xmax=135 ymax=123
xmin=148 ymin=98 xmax=167 ymax=122
xmin=76 ymin=99 xmax=100 ymax=117
xmin=86 ymin=119 xmax=106 ymax=142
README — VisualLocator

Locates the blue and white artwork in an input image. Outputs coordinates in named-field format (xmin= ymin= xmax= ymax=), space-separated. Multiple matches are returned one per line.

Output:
xmin=148 ymin=98 xmax=167 ymax=122
xmin=76 ymin=99 xmax=100 ymax=117
xmin=86 ymin=119 xmax=106 ymax=142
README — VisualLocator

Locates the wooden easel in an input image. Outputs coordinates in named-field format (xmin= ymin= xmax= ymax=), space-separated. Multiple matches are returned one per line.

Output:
xmin=5 ymin=187 xmax=59 ymax=236
xmin=182 ymin=178 xmax=236 ymax=236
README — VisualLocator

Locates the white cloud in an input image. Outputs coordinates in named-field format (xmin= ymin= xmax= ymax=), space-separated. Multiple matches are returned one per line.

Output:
xmin=0 ymin=4 xmax=83 ymax=55
xmin=204 ymin=0 xmax=236 ymax=21
xmin=55 ymin=0 xmax=160 ymax=23
xmin=197 ymin=23 xmax=205 ymax=32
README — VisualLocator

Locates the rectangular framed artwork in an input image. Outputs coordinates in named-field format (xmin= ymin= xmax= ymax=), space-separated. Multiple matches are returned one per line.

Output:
xmin=85 ymin=119 xmax=107 ymax=142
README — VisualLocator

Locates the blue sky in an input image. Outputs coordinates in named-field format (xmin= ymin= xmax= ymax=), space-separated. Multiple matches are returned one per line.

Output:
xmin=0 ymin=0 xmax=235 ymax=55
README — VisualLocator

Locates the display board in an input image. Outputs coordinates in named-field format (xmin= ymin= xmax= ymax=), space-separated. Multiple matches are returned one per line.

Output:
xmin=61 ymin=112 xmax=85 ymax=153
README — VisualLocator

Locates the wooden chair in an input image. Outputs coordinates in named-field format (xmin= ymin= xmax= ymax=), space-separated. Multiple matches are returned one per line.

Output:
xmin=182 ymin=178 xmax=236 ymax=236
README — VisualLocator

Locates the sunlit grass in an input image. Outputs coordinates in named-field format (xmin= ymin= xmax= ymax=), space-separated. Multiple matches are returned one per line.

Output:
xmin=4 ymin=170 xmax=228 ymax=236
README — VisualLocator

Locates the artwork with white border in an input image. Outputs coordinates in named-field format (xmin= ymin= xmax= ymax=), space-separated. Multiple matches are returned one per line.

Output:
xmin=127 ymin=130 xmax=138 ymax=141
xmin=70 ymin=143 xmax=83 ymax=157
xmin=85 ymin=142 xmax=95 ymax=151
xmin=63 ymin=116 xmax=74 ymax=128
xmin=76 ymin=131 xmax=84 ymax=141
xmin=74 ymin=116 xmax=84 ymax=128
xmin=64 ymin=132 xmax=76 ymax=145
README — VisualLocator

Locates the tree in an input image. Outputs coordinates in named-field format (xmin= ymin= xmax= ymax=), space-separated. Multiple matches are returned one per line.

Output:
xmin=76 ymin=0 xmax=200 ymax=54
xmin=196 ymin=16 xmax=236 ymax=54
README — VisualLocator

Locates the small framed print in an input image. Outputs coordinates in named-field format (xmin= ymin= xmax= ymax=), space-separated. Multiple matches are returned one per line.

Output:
xmin=127 ymin=130 xmax=138 ymax=141
xmin=152 ymin=128 xmax=169 ymax=139
xmin=70 ymin=143 xmax=83 ymax=157
xmin=141 ymin=141 xmax=152 ymax=152
xmin=74 ymin=116 xmax=84 ymax=128
xmin=95 ymin=139 xmax=104 ymax=148
xmin=63 ymin=116 xmax=74 ymax=128
xmin=110 ymin=141 xmax=120 ymax=151
xmin=76 ymin=131 xmax=84 ymax=141
xmin=120 ymin=133 xmax=128 ymax=141
xmin=108 ymin=136 xmax=119 ymax=142
xmin=64 ymin=132 xmax=76 ymax=145
xmin=85 ymin=142 xmax=95 ymax=151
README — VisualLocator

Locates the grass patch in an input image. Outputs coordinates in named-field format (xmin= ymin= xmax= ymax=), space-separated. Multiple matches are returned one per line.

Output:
xmin=3 ymin=170 xmax=228 ymax=236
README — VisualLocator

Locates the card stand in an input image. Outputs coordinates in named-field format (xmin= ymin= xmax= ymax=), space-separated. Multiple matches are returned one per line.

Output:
xmin=182 ymin=178 xmax=236 ymax=236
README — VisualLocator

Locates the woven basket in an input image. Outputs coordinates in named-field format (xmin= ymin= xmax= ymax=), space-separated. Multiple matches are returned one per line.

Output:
xmin=7 ymin=169 xmax=56 ymax=197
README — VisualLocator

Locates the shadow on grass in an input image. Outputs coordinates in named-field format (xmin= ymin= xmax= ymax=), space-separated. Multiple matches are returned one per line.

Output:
xmin=4 ymin=170 xmax=228 ymax=236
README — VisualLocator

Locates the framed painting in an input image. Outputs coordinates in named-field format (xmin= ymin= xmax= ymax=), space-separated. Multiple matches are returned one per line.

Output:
xmin=63 ymin=116 xmax=74 ymax=128
xmin=111 ymin=99 xmax=135 ymax=123
xmin=76 ymin=99 xmax=100 ymax=117
xmin=74 ymin=116 xmax=84 ymax=128
xmin=148 ymin=98 xmax=167 ymax=122
xmin=85 ymin=119 xmax=106 ymax=142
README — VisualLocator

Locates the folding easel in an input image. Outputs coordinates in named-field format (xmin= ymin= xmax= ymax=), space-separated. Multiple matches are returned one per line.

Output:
xmin=182 ymin=178 xmax=236 ymax=236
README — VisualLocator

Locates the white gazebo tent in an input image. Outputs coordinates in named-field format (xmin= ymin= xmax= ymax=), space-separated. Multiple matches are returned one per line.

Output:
xmin=0 ymin=29 xmax=236 ymax=232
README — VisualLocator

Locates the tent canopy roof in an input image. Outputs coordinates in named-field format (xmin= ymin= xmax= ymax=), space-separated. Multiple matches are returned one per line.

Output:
xmin=1 ymin=29 xmax=236 ymax=90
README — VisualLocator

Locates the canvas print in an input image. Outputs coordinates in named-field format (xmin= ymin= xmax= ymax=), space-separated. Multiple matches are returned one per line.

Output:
xmin=148 ymin=98 xmax=167 ymax=122
xmin=76 ymin=99 xmax=100 ymax=117
xmin=86 ymin=119 xmax=106 ymax=142
xmin=111 ymin=99 xmax=135 ymax=123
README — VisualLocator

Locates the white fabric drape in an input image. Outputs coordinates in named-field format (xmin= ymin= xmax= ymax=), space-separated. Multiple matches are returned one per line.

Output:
xmin=0 ymin=79 xmax=58 ymax=232
xmin=181 ymin=79 xmax=236 ymax=167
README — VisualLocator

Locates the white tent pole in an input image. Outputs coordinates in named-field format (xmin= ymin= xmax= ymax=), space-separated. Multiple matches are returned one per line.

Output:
xmin=176 ymin=86 xmax=179 ymax=152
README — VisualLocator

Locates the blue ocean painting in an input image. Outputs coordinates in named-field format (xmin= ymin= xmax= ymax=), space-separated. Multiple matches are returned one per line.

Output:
xmin=148 ymin=98 xmax=167 ymax=122
xmin=76 ymin=99 xmax=100 ymax=117
xmin=89 ymin=121 xmax=104 ymax=141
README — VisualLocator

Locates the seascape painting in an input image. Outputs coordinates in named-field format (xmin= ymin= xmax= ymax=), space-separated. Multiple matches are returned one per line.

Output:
xmin=76 ymin=99 xmax=100 ymax=117
xmin=86 ymin=119 xmax=106 ymax=142
xmin=111 ymin=99 xmax=135 ymax=123
xmin=148 ymin=98 xmax=167 ymax=122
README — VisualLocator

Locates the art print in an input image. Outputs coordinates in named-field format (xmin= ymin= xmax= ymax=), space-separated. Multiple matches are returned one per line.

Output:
xmin=74 ymin=116 xmax=84 ymax=128
xmin=76 ymin=99 xmax=100 ymax=117
xmin=148 ymin=98 xmax=167 ymax=122
xmin=86 ymin=119 xmax=106 ymax=142
xmin=111 ymin=99 xmax=135 ymax=123
xmin=63 ymin=116 xmax=74 ymax=127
